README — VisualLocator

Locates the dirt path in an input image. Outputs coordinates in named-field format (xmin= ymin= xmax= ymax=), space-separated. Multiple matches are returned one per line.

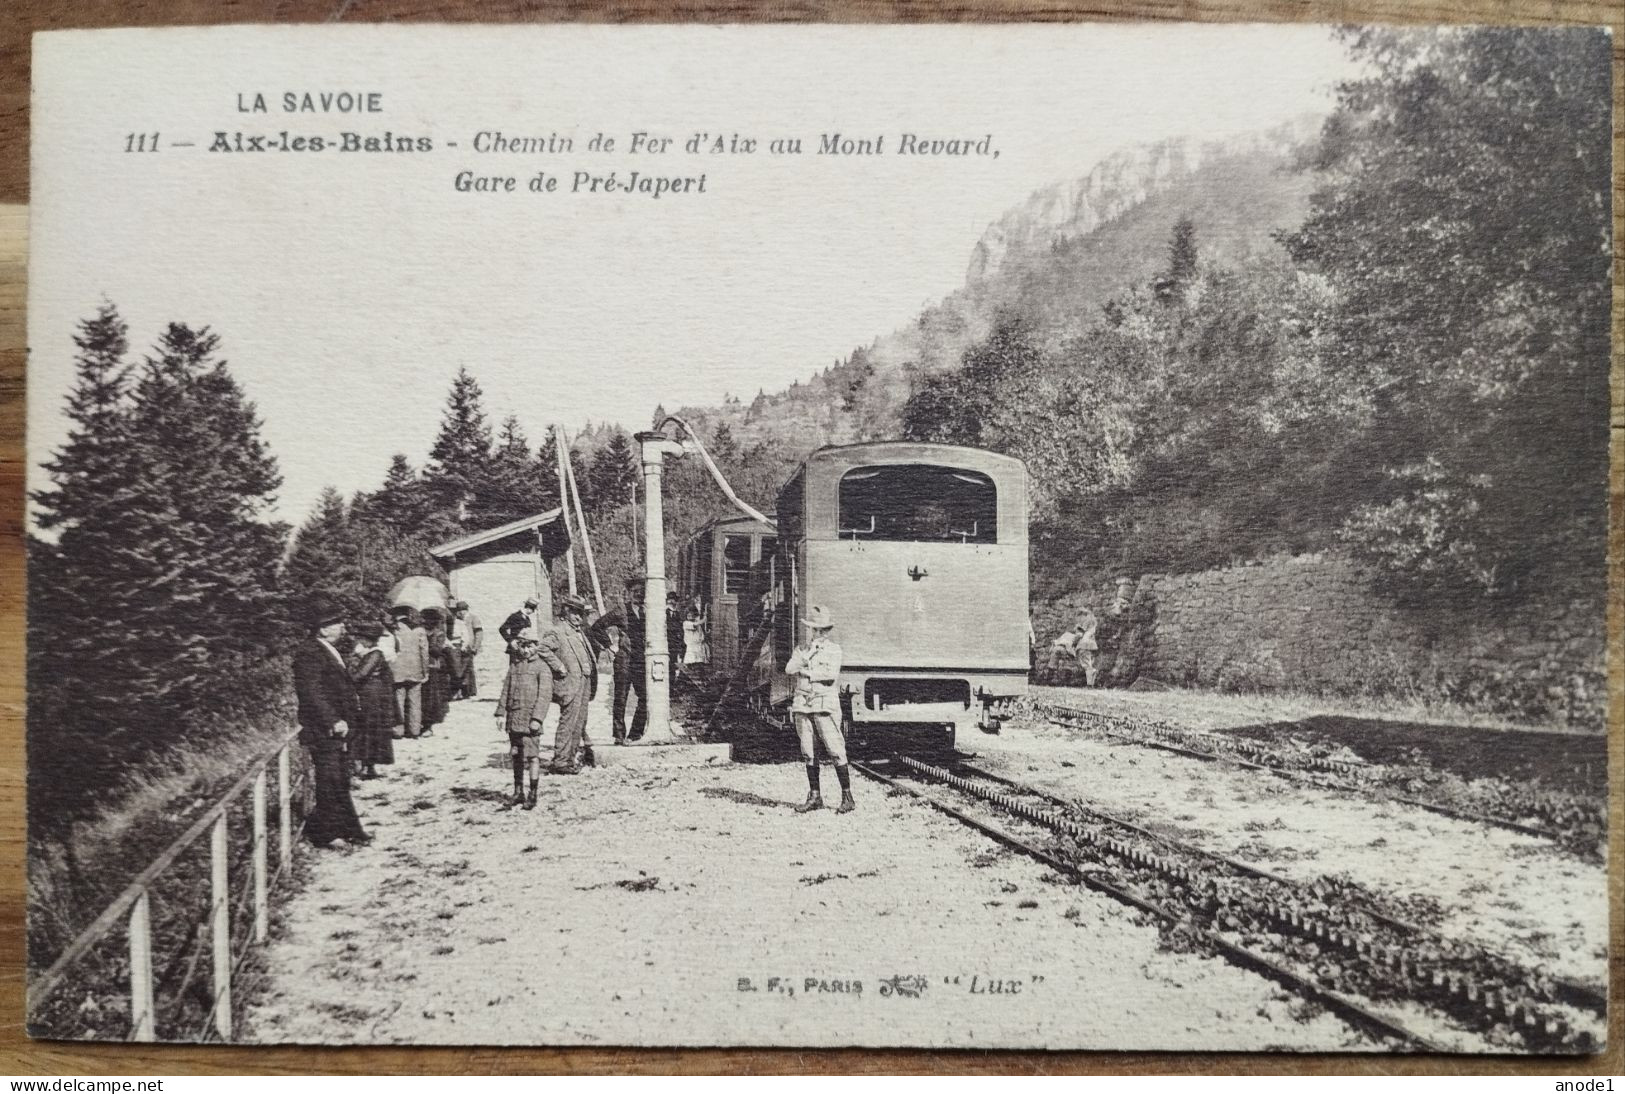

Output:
xmin=242 ymin=697 xmax=1372 ymax=1050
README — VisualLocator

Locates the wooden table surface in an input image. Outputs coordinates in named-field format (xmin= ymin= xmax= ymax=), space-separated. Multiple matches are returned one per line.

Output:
xmin=0 ymin=0 xmax=1620 ymax=1075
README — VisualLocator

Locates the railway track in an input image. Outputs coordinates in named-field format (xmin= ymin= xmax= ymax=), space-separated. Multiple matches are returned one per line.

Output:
xmin=853 ymin=752 xmax=1606 ymax=1053
xmin=1033 ymin=702 xmax=1590 ymax=848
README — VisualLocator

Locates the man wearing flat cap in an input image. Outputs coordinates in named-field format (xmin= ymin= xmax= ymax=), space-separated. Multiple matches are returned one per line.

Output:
xmin=292 ymin=601 xmax=369 ymax=847
xmin=786 ymin=604 xmax=854 ymax=814
xmin=540 ymin=594 xmax=599 ymax=774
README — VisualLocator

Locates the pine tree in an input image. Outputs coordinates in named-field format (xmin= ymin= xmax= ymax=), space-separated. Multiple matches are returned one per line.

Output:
xmin=533 ymin=429 xmax=564 ymax=513
xmin=121 ymin=323 xmax=287 ymax=693
xmin=32 ymin=302 xmax=131 ymax=531
xmin=567 ymin=444 xmax=594 ymax=516
xmin=284 ymin=487 xmax=367 ymax=619
xmin=498 ymin=414 xmax=529 ymax=454
xmin=470 ymin=415 xmax=551 ymax=528
xmin=31 ymin=317 xmax=287 ymax=818
xmin=363 ymin=454 xmax=430 ymax=533
xmin=28 ymin=304 xmax=137 ymax=797
xmin=710 ymin=422 xmax=740 ymax=465
xmin=425 ymin=366 xmax=494 ymax=524
xmin=587 ymin=430 xmax=638 ymax=516
xmin=349 ymin=461 xmax=447 ymax=610
xmin=1162 ymin=216 xmax=1198 ymax=299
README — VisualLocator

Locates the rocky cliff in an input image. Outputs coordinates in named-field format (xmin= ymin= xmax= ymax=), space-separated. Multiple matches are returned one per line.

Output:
xmin=966 ymin=116 xmax=1321 ymax=285
xmin=673 ymin=114 xmax=1325 ymax=454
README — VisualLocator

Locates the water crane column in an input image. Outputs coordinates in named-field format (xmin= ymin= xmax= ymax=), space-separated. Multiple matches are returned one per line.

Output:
xmin=635 ymin=430 xmax=687 ymax=739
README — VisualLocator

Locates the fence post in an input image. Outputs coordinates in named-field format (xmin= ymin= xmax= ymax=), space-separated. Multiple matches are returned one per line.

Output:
xmin=277 ymin=744 xmax=292 ymax=872
xmin=127 ymin=889 xmax=154 ymax=1042
xmin=210 ymin=812 xmax=232 ymax=1041
xmin=252 ymin=769 xmax=269 ymax=943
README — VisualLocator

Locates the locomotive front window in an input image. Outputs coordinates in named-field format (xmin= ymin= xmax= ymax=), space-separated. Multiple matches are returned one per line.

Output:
xmin=838 ymin=464 xmax=997 ymax=544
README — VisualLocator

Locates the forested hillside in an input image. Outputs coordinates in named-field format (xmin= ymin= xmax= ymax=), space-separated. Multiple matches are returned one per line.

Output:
xmin=669 ymin=28 xmax=1611 ymax=633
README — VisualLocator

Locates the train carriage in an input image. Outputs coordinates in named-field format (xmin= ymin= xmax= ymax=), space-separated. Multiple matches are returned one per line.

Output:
xmin=676 ymin=513 xmax=777 ymax=679
xmin=734 ymin=441 xmax=1029 ymax=750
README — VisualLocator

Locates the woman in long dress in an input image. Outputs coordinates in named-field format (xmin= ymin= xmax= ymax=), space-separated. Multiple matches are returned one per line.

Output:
xmin=681 ymin=605 xmax=710 ymax=685
xmin=349 ymin=621 xmax=398 ymax=778
xmin=420 ymin=605 xmax=452 ymax=731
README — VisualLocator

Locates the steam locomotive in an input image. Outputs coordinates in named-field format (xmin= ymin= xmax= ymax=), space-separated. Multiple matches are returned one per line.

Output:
xmin=680 ymin=441 xmax=1029 ymax=751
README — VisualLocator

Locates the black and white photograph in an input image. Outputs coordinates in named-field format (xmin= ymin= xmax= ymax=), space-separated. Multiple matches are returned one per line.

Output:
xmin=21 ymin=23 xmax=1615 ymax=1053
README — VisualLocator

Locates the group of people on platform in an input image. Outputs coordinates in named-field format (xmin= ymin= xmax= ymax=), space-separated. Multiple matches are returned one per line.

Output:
xmin=292 ymin=573 xmax=849 ymax=848
xmin=384 ymin=599 xmax=484 ymax=740
xmin=290 ymin=596 xmax=485 ymax=848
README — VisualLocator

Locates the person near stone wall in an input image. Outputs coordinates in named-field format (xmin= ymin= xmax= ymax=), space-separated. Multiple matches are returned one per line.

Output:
xmin=1103 ymin=581 xmax=1155 ymax=688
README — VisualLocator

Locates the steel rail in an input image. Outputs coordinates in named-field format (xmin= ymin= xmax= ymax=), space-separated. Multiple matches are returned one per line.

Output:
xmin=947 ymin=758 xmax=1299 ymax=888
xmin=890 ymin=753 xmax=1602 ymax=1041
xmin=850 ymin=758 xmax=1445 ymax=1052
xmin=940 ymin=758 xmax=1605 ymax=1015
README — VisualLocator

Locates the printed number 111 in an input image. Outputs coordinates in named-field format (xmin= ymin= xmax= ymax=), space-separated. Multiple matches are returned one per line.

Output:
xmin=124 ymin=132 xmax=160 ymax=152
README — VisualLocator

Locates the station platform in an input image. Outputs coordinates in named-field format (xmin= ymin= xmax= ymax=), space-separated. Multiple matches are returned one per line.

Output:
xmin=456 ymin=692 xmax=733 ymax=769
xmin=589 ymin=737 xmax=732 ymax=767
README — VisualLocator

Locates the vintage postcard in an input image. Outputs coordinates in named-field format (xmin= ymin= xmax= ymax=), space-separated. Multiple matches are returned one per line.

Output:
xmin=23 ymin=24 xmax=1613 ymax=1051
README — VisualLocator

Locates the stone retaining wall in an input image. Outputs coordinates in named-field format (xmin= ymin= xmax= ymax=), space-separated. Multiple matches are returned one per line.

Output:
xmin=1035 ymin=552 xmax=1605 ymax=728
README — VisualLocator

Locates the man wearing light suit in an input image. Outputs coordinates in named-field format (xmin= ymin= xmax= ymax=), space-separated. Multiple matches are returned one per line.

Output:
xmin=786 ymin=604 xmax=854 ymax=814
xmin=541 ymin=594 xmax=600 ymax=774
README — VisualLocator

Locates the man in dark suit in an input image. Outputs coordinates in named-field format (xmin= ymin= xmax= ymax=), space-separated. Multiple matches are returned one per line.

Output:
xmin=293 ymin=602 xmax=370 ymax=848
xmin=541 ymin=594 xmax=599 ymax=774
xmin=589 ymin=576 xmax=647 ymax=744
xmin=499 ymin=596 xmax=541 ymax=660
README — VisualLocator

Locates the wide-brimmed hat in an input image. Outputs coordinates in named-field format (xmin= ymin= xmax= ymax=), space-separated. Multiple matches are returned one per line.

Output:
xmin=524 ymin=596 xmax=539 ymax=609
xmin=559 ymin=593 xmax=591 ymax=616
xmin=453 ymin=600 xmax=469 ymax=611
xmin=306 ymin=601 xmax=345 ymax=630
xmin=802 ymin=604 xmax=835 ymax=630
xmin=420 ymin=605 xmax=445 ymax=619
xmin=353 ymin=620 xmax=386 ymax=640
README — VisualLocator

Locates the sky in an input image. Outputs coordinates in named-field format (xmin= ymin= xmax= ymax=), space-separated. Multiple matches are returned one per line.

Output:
xmin=27 ymin=24 xmax=1357 ymax=527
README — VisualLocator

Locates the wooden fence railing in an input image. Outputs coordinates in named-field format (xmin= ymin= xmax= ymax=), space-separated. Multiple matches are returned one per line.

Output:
xmin=28 ymin=725 xmax=309 ymax=1042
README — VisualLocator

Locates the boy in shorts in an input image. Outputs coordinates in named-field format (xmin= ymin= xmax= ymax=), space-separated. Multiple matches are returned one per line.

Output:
xmin=496 ymin=636 xmax=555 ymax=809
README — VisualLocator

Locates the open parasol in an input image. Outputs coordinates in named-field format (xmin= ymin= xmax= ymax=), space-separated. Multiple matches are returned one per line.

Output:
xmin=387 ymin=575 xmax=450 ymax=613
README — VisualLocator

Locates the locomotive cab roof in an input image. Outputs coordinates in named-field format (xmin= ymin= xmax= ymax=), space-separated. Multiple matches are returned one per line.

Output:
xmin=789 ymin=440 xmax=1027 ymax=476
xmin=776 ymin=441 xmax=1028 ymax=545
